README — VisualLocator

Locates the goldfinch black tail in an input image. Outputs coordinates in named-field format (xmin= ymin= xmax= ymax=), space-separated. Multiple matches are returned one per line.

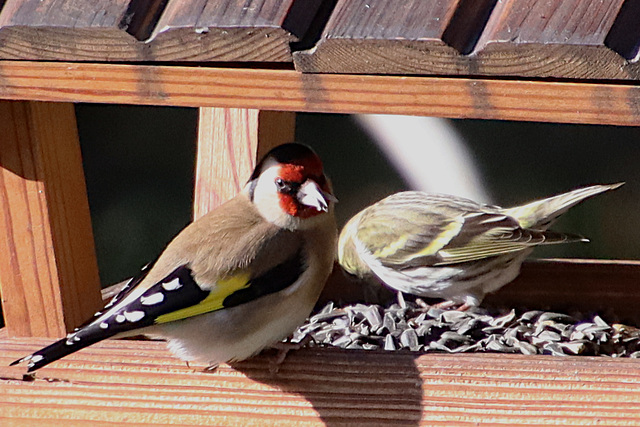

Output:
xmin=10 ymin=321 xmax=123 ymax=372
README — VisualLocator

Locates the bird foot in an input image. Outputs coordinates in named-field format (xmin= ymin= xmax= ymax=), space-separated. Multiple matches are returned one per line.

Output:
xmin=269 ymin=335 xmax=313 ymax=373
xmin=414 ymin=298 xmax=430 ymax=309
xmin=204 ymin=363 xmax=219 ymax=372
xmin=186 ymin=360 xmax=219 ymax=373
xmin=432 ymin=300 xmax=472 ymax=311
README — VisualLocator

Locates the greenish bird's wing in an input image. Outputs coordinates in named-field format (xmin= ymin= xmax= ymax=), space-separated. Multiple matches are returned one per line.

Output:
xmin=353 ymin=192 xmax=556 ymax=268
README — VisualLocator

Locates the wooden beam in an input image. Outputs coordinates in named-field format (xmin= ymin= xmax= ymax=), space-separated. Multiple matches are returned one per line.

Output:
xmin=2 ymin=338 xmax=640 ymax=425
xmin=194 ymin=108 xmax=295 ymax=219
xmin=0 ymin=0 xmax=321 ymax=62
xmin=0 ymin=61 xmax=639 ymax=125
xmin=0 ymin=101 xmax=102 ymax=338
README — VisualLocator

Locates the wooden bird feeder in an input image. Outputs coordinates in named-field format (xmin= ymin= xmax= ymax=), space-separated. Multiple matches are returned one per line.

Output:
xmin=2 ymin=0 xmax=640 ymax=424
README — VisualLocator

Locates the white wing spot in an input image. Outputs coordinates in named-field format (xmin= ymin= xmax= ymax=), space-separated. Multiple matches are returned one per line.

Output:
xmin=99 ymin=322 xmax=109 ymax=329
xmin=65 ymin=333 xmax=77 ymax=345
xmin=124 ymin=310 xmax=145 ymax=322
xmin=30 ymin=355 xmax=44 ymax=363
xmin=162 ymin=278 xmax=182 ymax=291
xmin=140 ymin=292 xmax=164 ymax=306
xmin=115 ymin=314 xmax=126 ymax=323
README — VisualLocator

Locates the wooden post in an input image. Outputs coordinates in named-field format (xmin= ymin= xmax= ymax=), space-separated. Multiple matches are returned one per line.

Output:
xmin=194 ymin=108 xmax=296 ymax=219
xmin=0 ymin=101 xmax=102 ymax=338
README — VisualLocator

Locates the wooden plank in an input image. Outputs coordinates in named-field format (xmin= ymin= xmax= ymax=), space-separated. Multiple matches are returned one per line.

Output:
xmin=0 ymin=0 xmax=147 ymax=61
xmin=473 ymin=0 xmax=640 ymax=79
xmin=484 ymin=259 xmax=640 ymax=324
xmin=2 ymin=338 xmax=640 ymax=425
xmin=0 ymin=101 xmax=102 ymax=338
xmin=295 ymin=0 xmax=640 ymax=79
xmin=194 ymin=108 xmax=294 ymax=219
xmin=0 ymin=0 xmax=322 ymax=62
xmin=148 ymin=0 xmax=323 ymax=61
xmin=0 ymin=61 xmax=639 ymax=126
xmin=294 ymin=0 xmax=471 ymax=74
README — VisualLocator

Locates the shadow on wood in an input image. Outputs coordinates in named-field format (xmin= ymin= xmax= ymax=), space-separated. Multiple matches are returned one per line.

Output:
xmin=234 ymin=348 xmax=423 ymax=426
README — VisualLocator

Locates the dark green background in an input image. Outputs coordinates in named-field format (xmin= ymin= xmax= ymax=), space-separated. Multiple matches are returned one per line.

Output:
xmin=74 ymin=105 xmax=638 ymax=286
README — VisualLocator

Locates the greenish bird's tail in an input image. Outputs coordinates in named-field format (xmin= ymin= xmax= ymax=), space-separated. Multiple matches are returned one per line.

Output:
xmin=503 ymin=183 xmax=624 ymax=230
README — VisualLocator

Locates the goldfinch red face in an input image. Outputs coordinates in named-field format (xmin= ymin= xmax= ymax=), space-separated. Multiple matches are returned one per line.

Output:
xmin=249 ymin=144 xmax=336 ymax=229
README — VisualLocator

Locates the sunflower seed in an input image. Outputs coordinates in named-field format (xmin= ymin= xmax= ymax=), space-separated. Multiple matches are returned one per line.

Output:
xmin=384 ymin=334 xmax=397 ymax=351
xmin=400 ymin=329 xmax=420 ymax=350
xmin=362 ymin=306 xmax=383 ymax=329
xmin=291 ymin=300 xmax=635 ymax=358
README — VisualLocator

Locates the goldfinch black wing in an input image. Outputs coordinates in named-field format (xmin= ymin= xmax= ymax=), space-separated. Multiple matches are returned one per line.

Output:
xmin=12 ymin=246 xmax=304 ymax=372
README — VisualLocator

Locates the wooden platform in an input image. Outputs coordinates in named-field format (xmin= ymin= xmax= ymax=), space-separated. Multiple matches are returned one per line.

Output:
xmin=0 ymin=0 xmax=639 ymax=424
xmin=3 ymin=338 xmax=640 ymax=426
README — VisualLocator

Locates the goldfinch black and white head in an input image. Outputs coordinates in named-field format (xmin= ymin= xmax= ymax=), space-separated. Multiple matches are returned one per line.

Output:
xmin=13 ymin=143 xmax=337 ymax=372
xmin=338 ymin=183 xmax=622 ymax=310
xmin=249 ymin=143 xmax=337 ymax=230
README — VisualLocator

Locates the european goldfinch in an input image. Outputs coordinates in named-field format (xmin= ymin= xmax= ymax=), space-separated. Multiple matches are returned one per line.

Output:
xmin=13 ymin=143 xmax=337 ymax=372
xmin=338 ymin=183 xmax=622 ymax=309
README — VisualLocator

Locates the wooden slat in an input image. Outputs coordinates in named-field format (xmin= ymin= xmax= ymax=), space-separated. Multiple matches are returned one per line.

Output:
xmin=148 ymin=0 xmax=322 ymax=61
xmin=0 ymin=61 xmax=639 ymax=126
xmin=293 ymin=0 xmax=485 ymax=74
xmin=0 ymin=101 xmax=102 ymax=338
xmin=2 ymin=337 xmax=640 ymax=425
xmin=485 ymin=259 xmax=640 ymax=324
xmin=473 ymin=0 xmax=640 ymax=79
xmin=0 ymin=0 xmax=322 ymax=62
xmin=0 ymin=0 xmax=146 ymax=61
xmin=194 ymin=108 xmax=295 ymax=219
xmin=294 ymin=0 xmax=640 ymax=79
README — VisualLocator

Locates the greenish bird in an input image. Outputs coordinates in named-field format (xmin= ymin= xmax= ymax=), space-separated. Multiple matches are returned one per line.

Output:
xmin=338 ymin=183 xmax=623 ymax=309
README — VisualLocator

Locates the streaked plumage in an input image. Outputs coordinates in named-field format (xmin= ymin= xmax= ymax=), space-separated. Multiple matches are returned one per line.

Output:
xmin=338 ymin=183 xmax=622 ymax=308
xmin=13 ymin=143 xmax=337 ymax=372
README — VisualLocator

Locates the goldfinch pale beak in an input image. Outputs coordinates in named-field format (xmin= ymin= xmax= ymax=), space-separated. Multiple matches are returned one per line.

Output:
xmin=297 ymin=180 xmax=337 ymax=212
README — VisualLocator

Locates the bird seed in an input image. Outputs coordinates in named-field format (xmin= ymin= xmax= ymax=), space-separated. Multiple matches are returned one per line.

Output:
xmin=292 ymin=298 xmax=640 ymax=358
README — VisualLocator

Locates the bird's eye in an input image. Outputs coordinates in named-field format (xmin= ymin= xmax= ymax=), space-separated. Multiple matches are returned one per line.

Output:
xmin=275 ymin=178 xmax=287 ymax=191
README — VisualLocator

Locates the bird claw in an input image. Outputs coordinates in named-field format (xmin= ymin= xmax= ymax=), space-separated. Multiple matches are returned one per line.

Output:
xmin=432 ymin=300 xmax=472 ymax=311
xmin=269 ymin=335 xmax=313 ymax=373
xmin=414 ymin=298 xmax=429 ymax=309
xmin=204 ymin=363 xmax=219 ymax=372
